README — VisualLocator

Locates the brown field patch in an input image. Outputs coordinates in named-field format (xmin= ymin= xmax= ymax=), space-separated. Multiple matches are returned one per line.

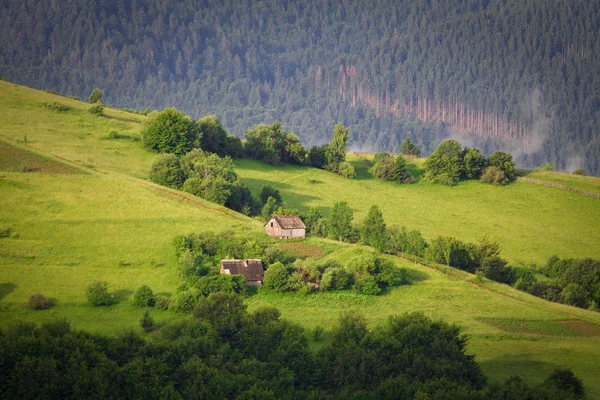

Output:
xmin=559 ymin=320 xmax=600 ymax=336
xmin=273 ymin=242 xmax=327 ymax=259
xmin=0 ymin=141 xmax=79 ymax=174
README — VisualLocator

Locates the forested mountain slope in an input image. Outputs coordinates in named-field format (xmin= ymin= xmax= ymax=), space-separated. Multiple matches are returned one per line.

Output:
xmin=1 ymin=0 xmax=599 ymax=174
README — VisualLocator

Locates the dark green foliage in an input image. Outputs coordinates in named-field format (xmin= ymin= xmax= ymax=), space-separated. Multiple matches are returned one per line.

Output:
xmin=43 ymin=101 xmax=72 ymax=112
xmin=540 ymin=162 xmax=554 ymax=171
xmin=424 ymin=139 xmax=464 ymax=185
xmin=360 ymin=205 xmax=387 ymax=251
xmin=561 ymin=283 xmax=589 ymax=308
xmin=312 ymin=325 xmax=325 ymax=341
xmin=194 ymin=275 xmax=247 ymax=297
xmin=27 ymin=293 xmax=49 ymax=310
xmin=261 ymin=196 xmax=280 ymax=221
xmin=480 ymin=166 xmax=509 ymax=185
xmin=154 ymin=295 xmax=169 ymax=310
xmin=245 ymin=121 xmax=306 ymax=165
xmin=488 ymin=152 xmax=516 ymax=181
xmin=541 ymin=256 xmax=600 ymax=309
xmin=149 ymin=153 xmax=185 ymax=188
xmin=197 ymin=115 xmax=228 ymax=156
xmin=224 ymin=135 xmax=244 ymax=158
xmin=353 ymin=275 xmax=382 ymax=295
xmin=478 ymin=256 xmax=510 ymax=284
xmin=194 ymin=292 xmax=246 ymax=338
xmin=88 ymin=88 xmax=103 ymax=104
xmin=371 ymin=154 xmax=413 ymax=183
xmin=426 ymin=236 xmax=477 ymax=273
xmin=542 ymin=369 xmax=585 ymax=399
xmin=88 ymin=102 xmax=104 ymax=116
xmin=0 ymin=227 xmax=12 ymax=238
xmin=86 ymin=280 xmax=110 ymax=306
xmin=304 ymin=207 xmax=323 ymax=235
xmin=141 ymin=108 xmax=200 ymax=156
xmin=320 ymin=268 xmax=353 ymax=291
xmin=260 ymin=185 xmax=282 ymax=206
xmin=133 ymin=285 xmax=155 ymax=307
xmin=400 ymin=138 xmax=421 ymax=157
xmin=327 ymin=201 xmax=354 ymax=243
xmin=140 ymin=310 xmax=155 ymax=332
xmin=463 ymin=148 xmax=487 ymax=179
xmin=572 ymin=168 xmax=585 ymax=176
xmin=308 ymin=145 xmax=328 ymax=168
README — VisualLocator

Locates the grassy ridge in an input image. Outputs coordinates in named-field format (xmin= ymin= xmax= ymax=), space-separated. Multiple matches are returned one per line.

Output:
xmin=2 ymin=82 xmax=600 ymax=396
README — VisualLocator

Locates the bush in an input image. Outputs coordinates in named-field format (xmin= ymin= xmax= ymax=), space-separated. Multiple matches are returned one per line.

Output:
xmin=424 ymin=139 xmax=464 ymax=185
xmin=354 ymin=275 xmax=382 ymax=295
xmin=561 ymin=283 xmax=589 ymax=308
xmin=141 ymin=108 xmax=200 ymax=155
xmin=462 ymin=148 xmax=487 ymax=179
xmin=170 ymin=289 xmax=199 ymax=313
xmin=337 ymin=161 xmax=356 ymax=179
xmin=149 ymin=154 xmax=185 ymax=188
xmin=89 ymin=88 xmax=103 ymax=104
xmin=140 ymin=310 xmax=155 ymax=333
xmin=488 ymin=151 xmax=515 ymax=180
xmin=67 ymin=95 xmax=80 ymax=101
xmin=154 ymin=295 xmax=170 ymax=310
xmin=312 ymin=325 xmax=325 ymax=341
xmin=27 ymin=293 xmax=49 ymax=310
xmin=44 ymin=101 xmax=72 ymax=112
xmin=263 ymin=262 xmax=290 ymax=292
xmin=539 ymin=162 xmax=554 ymax=171
xmin=480 ymin=166 xmax=508 ymax=186
xmin=0 ymin=227 xmax=12 ymax=238
xmin=572 ymin=168 xmax=585 ymax=176
xmin=86 ymin=280 xmax=110 ymax=306
xmin=400 ymin=138 xmax=421 ymax=157
xmin=107 ymin=129 xmax=120 ymax=139
xmin=88 ymin=103 xmax=104 ymax=116
xmin=133 ymin=285 xmax=155 ymax=307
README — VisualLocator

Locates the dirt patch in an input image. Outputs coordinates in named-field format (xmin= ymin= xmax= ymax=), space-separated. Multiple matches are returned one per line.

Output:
xmin=559 ymin=320 xmax=600 ymax=336
xmin=0 ymin=141 xmax=79 ymax=174
xmin=273 ymin=242 xmax=327 ymax=259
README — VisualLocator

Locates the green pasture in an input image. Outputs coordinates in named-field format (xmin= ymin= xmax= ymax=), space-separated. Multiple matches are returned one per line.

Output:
xmin=235 ymin=156 xmax=600 ymax=266
xmin=2 ymin=82 xmax=600 ymax=397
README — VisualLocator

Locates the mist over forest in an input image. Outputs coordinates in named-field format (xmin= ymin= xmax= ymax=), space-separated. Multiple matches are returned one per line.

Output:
xmin=1 ymin=0 xmax=598 ymax=174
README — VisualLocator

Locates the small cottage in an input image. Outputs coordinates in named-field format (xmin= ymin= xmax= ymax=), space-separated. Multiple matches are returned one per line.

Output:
xmin=220 ymin=259 xmax=264 ymax=285
xmin=265 ymin=215 xmax=306 ymax=239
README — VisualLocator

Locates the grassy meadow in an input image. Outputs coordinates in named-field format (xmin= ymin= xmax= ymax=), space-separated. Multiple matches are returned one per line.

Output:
xmin=2 ymin=81 xmax=600 ymax=396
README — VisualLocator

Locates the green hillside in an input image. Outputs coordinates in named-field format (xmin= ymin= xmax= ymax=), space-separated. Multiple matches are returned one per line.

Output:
xmin=1 ymin=82 xmax=600 ymax=396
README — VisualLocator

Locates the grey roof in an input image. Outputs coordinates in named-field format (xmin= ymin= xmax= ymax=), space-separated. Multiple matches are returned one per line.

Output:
xmin=220 ymin=259 xmax=264 ymax=281
xmin=268 ymin=215 xmax=306 ymax=230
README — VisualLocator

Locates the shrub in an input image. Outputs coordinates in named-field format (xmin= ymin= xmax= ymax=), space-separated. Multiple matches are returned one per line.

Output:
xmin=140 ymin=310 xmax=155 ymax=333
xmin=0 ymin=228 xmax=12 ymax=238
xmin=88 ymin=103 xmax=104 ymax=116
xmin=572 ymin=168 xmax=585 ymax=176
xmin=480 ymin=166 xmax=508 ymax=185
xmin=462 ymin=148 xmax=487 ymax=179
xmin=149 ymin=154 xmax=185 ymax=188
xmin=488 ymin=151 xmax=515 ymax=180
xmin=320 ymin=268 xmax=353 ymax=291
xmin=400 ymin=138 xmax=421 ymax=157
xmin=27 ymin=293 xmax=49 ymax=310
xmin=539 ymin=162 xmax=554 ymax=171
xmin=44 ymin=101 xmax=72 ymax=112
xmin=308 ymin=145 xmax=328 ymax=168
xmin=86 ymin=280 xmax=110 ymax=306
xmin=133 ymin=285 xmax=155 ymax=307
xmin=337 ymin=161 xmax=356 ymax=179
xmin=561 ymin=283 xmax=589 ymax=308
xmin=263 ymin=262 xmax=290 ymax=292
xmin=89 ymin=88 xmax=104 ymax=104
xmin=106 ymin=129 xmax=120 ymax=139
xmin=312 ymin=325 xmax=325 ymax=341
xmin=170 ymin=289 xmax=198 ymax=313
xmin=154 ymin=295 xmax=169 ymax=310
xmin=141 ymin=108 xmax=200 ymax=155
xmin=44 ymin=89 xmax=59 ymax=95
xmin=354 ymin=275 xmax=382 ymax=295
xmin=67 ymin=95 xmax=80 ymax=101
xmin=424 ymin=139 xmax=464 ymax=185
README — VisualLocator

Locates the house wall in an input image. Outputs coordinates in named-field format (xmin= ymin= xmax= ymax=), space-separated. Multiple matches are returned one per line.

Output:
xmin=265 ymin=219 xmax=282 ymax=237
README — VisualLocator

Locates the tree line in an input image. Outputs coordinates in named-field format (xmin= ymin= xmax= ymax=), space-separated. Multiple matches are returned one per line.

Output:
xmin=1 ymin=0 xmax=598 ymax=175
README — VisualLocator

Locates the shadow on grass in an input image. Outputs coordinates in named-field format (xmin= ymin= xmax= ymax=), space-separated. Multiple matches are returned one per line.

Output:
xmin=478 ymin=356 xmax=559 ymax=381
xmin=112 ymin=289 xmax=134 ymax=304
xmin=240 ymin=177 xmax=322 ymax=211
xmin=0 ymin=283 xmax=17 ymax=301
xmin=406 ymin=268 xmax=429 ymax=283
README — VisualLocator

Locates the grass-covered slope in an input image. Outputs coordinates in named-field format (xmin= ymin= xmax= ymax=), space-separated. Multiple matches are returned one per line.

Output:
xmin=235 ymin=156 xmax=600 ymax=266
xmin=1 ymin=81 xmax=600 ymax=396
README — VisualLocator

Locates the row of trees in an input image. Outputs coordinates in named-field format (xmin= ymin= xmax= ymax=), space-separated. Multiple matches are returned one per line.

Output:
xmin=425 ymin=139 xmax=516 ymax=186
xmin=0 ymin=301 xmax=585 ymax=398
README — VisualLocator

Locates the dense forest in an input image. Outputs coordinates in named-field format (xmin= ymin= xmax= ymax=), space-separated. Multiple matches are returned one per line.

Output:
xmin=1 ymin=0 xmax=599 ymax=175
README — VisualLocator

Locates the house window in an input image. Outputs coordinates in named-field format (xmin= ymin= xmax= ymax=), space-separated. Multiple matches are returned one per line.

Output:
xmin=270 ymin=222 xmax=273 ymax=227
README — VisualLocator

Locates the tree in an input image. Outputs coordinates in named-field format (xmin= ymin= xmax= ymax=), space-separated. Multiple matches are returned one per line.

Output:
xmin=488 ymin=151 xmax=516 ymax=180
xmin=424 ymin=140 xmax=464 ymax=185
xmin=194 ymin=292 xmax=247 ymax=338
xmin=463 ymin=148 xmax=487 ymax=179
xmin=88 ymin=88 xmax=103 ymax=103
xmin=198 ymin=115 xmax=228 ymax=156
xmin=140 ymin=310 xmax=155 ymax=332
xmin=88 ymin=103 xmax=104 ymax=116
xmin=337 ymin=161 xmax=356 ymax=179
xmin=262 ymin=262 xmax=290 ymax=292
xmin=141 ymin=108 xmax=200 ymax=156
xmin=304 ymin=207 xmax=323 ymax=234
xmin=86 ymin=280 xmax=110 ymax=306
xmin=27 ymin=293 xmax=49 ymax=310
xmin=326 ymin=122 xmax=349 ymax=167
xmin=327 ymin=201 xmax=354 ymax=243
xmin=542 ymin=369 xmax=585 ymax=399
xmin=133 ymin=285 xmax=155 ymax=307
xmin=308 ymin=145 xmax=328 ymax=168
xmin=261 ymin=196 xmax=280 ymax=221
xmin=260 ymin=185 xmax=282 ymax=206
xmin=361 ymin=205 xmax=387 ymax=251
xmin=561 ymin=283 xmax=589 ymax=308
xmin=480 ymin=166 xmax=508 ymax=185
xmin=149 ymin=154 xmax=185 ymax=188
xmin=400 ymin=138 xmax=421 ymax=156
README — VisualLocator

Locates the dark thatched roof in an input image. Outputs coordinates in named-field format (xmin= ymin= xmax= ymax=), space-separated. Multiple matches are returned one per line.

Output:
xmin=220 ymin=259 xmax=264 ymax=281
xmin=267 ymin=216 xmax=306 ymax=230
